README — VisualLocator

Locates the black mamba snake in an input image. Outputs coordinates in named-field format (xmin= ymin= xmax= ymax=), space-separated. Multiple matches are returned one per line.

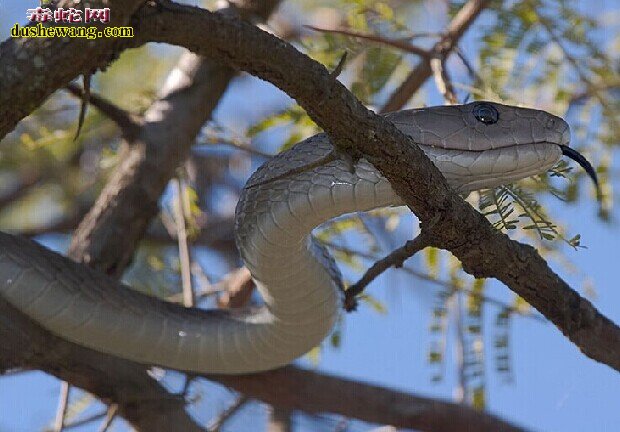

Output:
xmin=0 ymin=101 xmax=598 ymax=373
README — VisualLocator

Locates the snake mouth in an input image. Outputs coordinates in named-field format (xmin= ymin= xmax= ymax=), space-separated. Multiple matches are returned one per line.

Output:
xmin=559 ymin=145 xmax=601 ymax=197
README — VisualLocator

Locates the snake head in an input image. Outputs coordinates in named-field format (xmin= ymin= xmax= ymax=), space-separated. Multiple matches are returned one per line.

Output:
xmin=386 ymin=101 xmax=571 ymax=150
xmin=387 ymin=101 xmax=599 ymax=197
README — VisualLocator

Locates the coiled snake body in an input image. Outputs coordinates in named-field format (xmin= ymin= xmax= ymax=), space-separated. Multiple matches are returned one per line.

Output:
xmin=1 ymin=102 xmax=587 ymax=374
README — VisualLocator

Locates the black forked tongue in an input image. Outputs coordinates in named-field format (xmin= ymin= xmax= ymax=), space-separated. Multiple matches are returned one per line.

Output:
xmin=559 ymin=145 xmax=601 ymax=200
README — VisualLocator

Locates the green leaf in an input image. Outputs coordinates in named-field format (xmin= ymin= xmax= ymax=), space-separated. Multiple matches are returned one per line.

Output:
xmin=359 ymin=294 xmax=387 ymax=314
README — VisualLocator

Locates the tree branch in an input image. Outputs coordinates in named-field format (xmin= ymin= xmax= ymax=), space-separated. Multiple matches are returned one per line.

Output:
xmin=380 ymin=0 xmax=490 ymax=112
xmin=64 ymin=83 xmax=142 ymax=139
xmin=430 ymin=55 xmax=459 ymax=104
xmin=325 ymin=241 xmax=546 ymax=322
xmin=53 ymin=381 xmax=70 ymax=432
xmin=344 ymin=234 xmax=429 ymax=311
xmin=210 ymin=366 xmax=525 ymax=432
xmin=207 ymin=396 xmax=249 ymax=431
xmin=173 ymin=176 xmax=195 ymax=308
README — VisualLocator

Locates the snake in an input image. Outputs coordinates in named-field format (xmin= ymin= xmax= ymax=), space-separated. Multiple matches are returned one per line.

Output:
xmin=0 ymin=101 xmax=598 ymax=374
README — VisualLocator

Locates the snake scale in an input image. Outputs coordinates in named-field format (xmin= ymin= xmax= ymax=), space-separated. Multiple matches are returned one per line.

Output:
xmin=0 ymin=101 xmax=596 ymax=374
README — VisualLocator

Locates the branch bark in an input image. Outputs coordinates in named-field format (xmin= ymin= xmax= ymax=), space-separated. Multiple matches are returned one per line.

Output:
xmin=211 ymin=367 xmax=525 ymax=432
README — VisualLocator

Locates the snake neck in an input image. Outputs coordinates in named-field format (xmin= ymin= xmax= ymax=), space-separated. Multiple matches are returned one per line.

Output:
xmin=231 ymin=141 xmax=404 ymax=364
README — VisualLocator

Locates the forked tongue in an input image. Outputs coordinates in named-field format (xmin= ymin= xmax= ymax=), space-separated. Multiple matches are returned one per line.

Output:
xmin=560 ymin=145 xmax=601 ymax=200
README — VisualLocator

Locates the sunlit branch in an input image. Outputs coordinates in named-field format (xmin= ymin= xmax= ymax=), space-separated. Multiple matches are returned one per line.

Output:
xmin=173 ymin=175 xmax=195 ymax=308
xmin=52 ymin=381 xmax=70 ymax=432
xmin=430 ymin=54 xmax=458 ymax=104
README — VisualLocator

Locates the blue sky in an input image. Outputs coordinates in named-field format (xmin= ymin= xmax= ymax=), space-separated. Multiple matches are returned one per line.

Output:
xmin=0 ymin=1 xmax=618 ymax=431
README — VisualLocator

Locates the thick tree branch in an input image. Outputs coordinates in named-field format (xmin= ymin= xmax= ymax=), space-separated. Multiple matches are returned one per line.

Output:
xmin=211 ymin=367 xmax=525 ymax=432
xmin=0 ymin=297 xmax=203 ymax=432
xmin=64 ymin=0 xmax=279 ymax=275
xmin=129 ymin=2 xmax=620 ymax=371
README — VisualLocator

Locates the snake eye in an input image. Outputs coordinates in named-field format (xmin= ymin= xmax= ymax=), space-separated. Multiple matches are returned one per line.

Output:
xmin=473 ymin=103 xmax=499 ymax=125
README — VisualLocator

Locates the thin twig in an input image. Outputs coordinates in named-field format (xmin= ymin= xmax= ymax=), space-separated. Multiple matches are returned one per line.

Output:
xmin=180 ymin=375 xmax=197 ymax=398
xmin=326 ymin=241 xmax=546 ymax=322
xmin=306 ymin=25 xmax=430 ymax=58
xmin=61 ymin=412 xmax=107 ymax=431
xmin=344 ymin=234 xmax=429 ymax=311
xmin=402 ymin=31 xmax=446 ymax=39
xmin=173 ymin=176 xmax=195 ymax=308
xmin=330 ymin=51 xmax=349 ymax=79
xmin=65 ymin=83 xmax=141 ymax=139
xmin=207 ymin=396 xmax=249 ymax=432
xmin=454 ymin=46 xmax=484 ymax=88
xmin=452 ymin=292 xmax=467 ymax=404
xmin=97 ymin=404 xmax=118 ymax=432
xmin=53 ymin=382 xmax=70 ymax=432
xmin=199 ymin=133 xmax=273 ymax=158
xmin=74 ymin=74 xmax=91 ymax=141
xmin=430 ymin=54 xmax=459 ymax=104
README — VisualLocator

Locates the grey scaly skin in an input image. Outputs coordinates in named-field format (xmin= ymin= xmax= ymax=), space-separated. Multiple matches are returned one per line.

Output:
xmin=0 ymin=101 xmax=593 ymax=374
